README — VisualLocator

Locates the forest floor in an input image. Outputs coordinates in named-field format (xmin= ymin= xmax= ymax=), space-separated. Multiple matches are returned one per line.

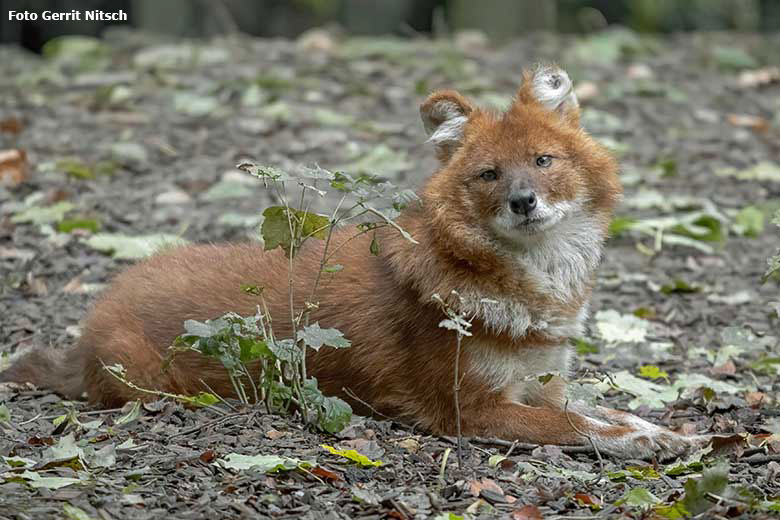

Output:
xmin=1 ymin=28 xmax=780 ymax=519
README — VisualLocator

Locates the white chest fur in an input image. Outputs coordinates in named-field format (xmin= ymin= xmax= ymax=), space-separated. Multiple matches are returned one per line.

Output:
xmin=460 ymin=209 xmax=602 ymax=340
xmin=515 ymin=208 xmax=604 ymax=302
xmin=466 ymin=341 xmax=572 ymax=404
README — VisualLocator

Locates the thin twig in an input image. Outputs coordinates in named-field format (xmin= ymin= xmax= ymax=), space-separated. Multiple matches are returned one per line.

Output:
xmin=169 ymin=411 xmax=249 ymax=439
xmin=744 ymin=454 xmax=780 ymax=465
xmin=18 ymin=413 xmax=42 ymax=426
xmin=565 ymin=399 xmax=604 ymax=484
xmin=198 ymin=379 xmax=236 ymax=414
xmin=359 ymin=204 xmax=419 ymax=244
xmin=40 ymin=407 xmax=125 ymax=420
xmin=453 ymin=330 xmax=463 ymax=469
xmin=460 ymin=436 xmax=595 ymax=454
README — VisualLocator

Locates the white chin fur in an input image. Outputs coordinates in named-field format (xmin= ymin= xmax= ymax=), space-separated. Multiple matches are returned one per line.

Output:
xmin=490 ymin=198 xmax=575 ymax=243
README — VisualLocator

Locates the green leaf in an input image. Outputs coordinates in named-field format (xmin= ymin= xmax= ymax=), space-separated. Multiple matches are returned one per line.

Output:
xmin=369 ymin=236 xmax=380 ymax=256
xmin=41 ymin=35 xmax=108 ymax=71
xmin=488 ymin=454 xmax=507 ymax=467
xmin=3 ymin=456 xmax=35 ymax=468
xmin=85 ymin=233 xmax=188 ymax=259
xmin=717 ymin=162 xmax=780 ymax=182
xmin=56 ymin=158 xmax=94 ymax=179
xmin=734 ymin=206 xmax=764 ymax=237
xmin=12 ymin=201 xmax=74 ymax=225
xmin=318 ymin=395 xmax=353 ymax=434
xmin=573 ymin=338 xmax=598 ymax=355
xmin=617 ymin=487 xmax=660 ymax=508
xmin=638 ymin=365 xmax=669 ymax=380
xmin=750 ymin=357 xmax=780 ymax=376
xmin=240 ymin=284 xmax=264 ymax=296
xmin=186 ymin=392 xmax=220 ymax=408
xmin=0 ymin=403 xmax=9 ymax=424
xmin=268 ymin=338 xmax=302 ymax=365
xmin=239 ymin=339 xmax=271 ymax=363
xmin=711 ymin=46 xmax=758 ymax=70
xmin=671 ymin=214 xmax=724 ymax=243
xmin=237 ymin=163 xmax=292 ymax=181
xmin=261 ymin=206 xmax=329 ymax=254
xmin=321 ymin=444 xmax=382 ymax=467
xmin=110 ymin=142 xmax=147 ymax=165
xmin=57 ymin=218 xmax=101 ymax=233
xmin=200 ymin=180 xmax=254 ymax=201
xmin=679 ymin=461 xmax=729 ymax=516
xmin=43 ymin=433 xmax=82 ymax=464
xmin=660 ymin=279 xmax=700 ymax=294
xmin=300 ymin=322 xmax=351 ymax=351
xmin=338 ymin=144 xmax=410 ymax=177
xmin=217 ymin=453 xmax=313 ymax=472
xmin=322 ymin=264 xmax=343 ymax=273
xmin=18 ymin=470 xmax=82 ymax=490
xmin=115 ymin=401 xmax=142 ymax=426
xmin=298 ymin=211 xmax=330 ymax=241
xmin=594 ymin=310 xmax=649 ymax=343
xmin=63 ymin=504 xmax=94 ymax=520
xmin=173 ymin=92 xmax=219 ymax=117
xmin=83 ymin=444 xmax=116 ymax=468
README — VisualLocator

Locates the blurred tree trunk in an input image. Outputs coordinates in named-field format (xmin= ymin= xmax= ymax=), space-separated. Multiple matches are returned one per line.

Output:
xmin=339 ymin=0 xmax=417 ymax=34
xmin=449 ymin=0 xmax=556 ymax=39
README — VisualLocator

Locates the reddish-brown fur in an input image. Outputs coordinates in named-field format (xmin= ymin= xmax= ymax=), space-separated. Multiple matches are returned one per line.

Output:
xmin=1 ymin=68 xmax=704 ymax=458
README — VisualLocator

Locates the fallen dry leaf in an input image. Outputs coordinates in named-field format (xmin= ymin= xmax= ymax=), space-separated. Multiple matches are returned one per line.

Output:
xmin=737 ymin=66 xmax=780 ymax=88
xmin=469 ymin=477 xmax=504 ymax=498
xmin=25 ymin=273 xmax=48 ymax=297
xmin=395 ymin=438 xmax=420 ymax=453
xmin=0 ymin=116 xmax=23 ymax=134
xmin=199 ymin=449 xmax=216 ymax=463
xmin=677 ymin=422 xmax=700 ymax=436
xmin=310 ymin=466 xmax=343 ymax=482
xmin=745 ymin=391 xmax=768 ymax=409
xmin=513 ymin=504 xmax=544 ymax=520
xmin=265 ymin=429 xmax=287 ymax=440
xmin=711 ymin=360 xmax=736 ymax=376
xmin=469 ymin=477 xmax=515 ymax=503
xmin=710 ymin=434 xmax=748 ymax=456
xmin=574 ymin=492 xmax=601 ymax=509
xmin=726 ymin=113 xmax=769 ymax=133
xmin=0 ymin=148 xmax=27 ymax=187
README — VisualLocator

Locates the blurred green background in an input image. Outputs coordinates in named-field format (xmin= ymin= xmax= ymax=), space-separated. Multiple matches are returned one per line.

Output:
xmin=1 ymin=0 xmax=779 ymax=51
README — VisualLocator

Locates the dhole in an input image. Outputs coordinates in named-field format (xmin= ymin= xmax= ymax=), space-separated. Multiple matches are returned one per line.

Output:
xmin=1 ymin=66 xmax=705 ymax=459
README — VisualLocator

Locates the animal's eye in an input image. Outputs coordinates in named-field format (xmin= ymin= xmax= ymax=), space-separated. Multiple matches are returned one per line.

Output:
xmin=536 ymin=155 xmax=553 ymax=168
xmin=480 ymin=169 xmax=498 ymax=181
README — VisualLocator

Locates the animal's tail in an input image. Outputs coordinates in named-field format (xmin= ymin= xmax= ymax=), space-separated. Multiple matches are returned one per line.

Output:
xmin=0 ymin=344 xmax=86 ymax=400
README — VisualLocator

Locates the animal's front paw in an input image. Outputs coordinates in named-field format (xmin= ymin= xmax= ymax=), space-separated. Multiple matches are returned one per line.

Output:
xmin=579 ymin=409 xmax=709 ymax=460
xmin=631 ymin=430 xmax=709 ymax=461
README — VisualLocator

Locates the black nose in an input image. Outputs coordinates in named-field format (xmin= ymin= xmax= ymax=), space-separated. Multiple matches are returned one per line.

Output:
xmin=509 ymin=190 xmax=537 ymax=216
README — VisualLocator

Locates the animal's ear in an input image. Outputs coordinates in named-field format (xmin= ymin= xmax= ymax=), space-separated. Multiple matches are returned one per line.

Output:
xmin=518 ymin=65 xmax=580 ymax=126
xmin=420 ymin=90 xmax=475 ymax=162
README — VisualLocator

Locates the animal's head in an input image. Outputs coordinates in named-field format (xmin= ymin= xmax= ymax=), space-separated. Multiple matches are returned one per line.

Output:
xmin=419 ymin=65 xmax=621 ymax=263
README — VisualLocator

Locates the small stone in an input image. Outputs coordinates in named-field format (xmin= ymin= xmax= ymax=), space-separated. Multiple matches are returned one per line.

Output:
xmin=297 ymin=28 xmax=335 ymax=54
xmin=626 ymin=63 xmax=653 ymax=80
xmin=454 ymin=30 xmax=490 ymax=53
xmin=155 ymin=189 xmax=191 ymax=205
xmin=574 ymin=81 xmax=599 ymax=103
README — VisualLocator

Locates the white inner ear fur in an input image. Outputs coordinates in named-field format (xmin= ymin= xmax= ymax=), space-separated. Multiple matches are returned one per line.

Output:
xmin=425 ymin=101 xmax=469 ymax=147
xmin=531 ymin=66 xmax=579 ymax=113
